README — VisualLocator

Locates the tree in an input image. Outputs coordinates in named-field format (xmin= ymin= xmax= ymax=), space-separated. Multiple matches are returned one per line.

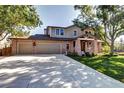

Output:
xmin=74 ymin=5 xmax=124 ymax=55
xmin=120 ymin=38 xmax=124 ymax=51
xmin=0 ymin=5 xmax=42 ymax=41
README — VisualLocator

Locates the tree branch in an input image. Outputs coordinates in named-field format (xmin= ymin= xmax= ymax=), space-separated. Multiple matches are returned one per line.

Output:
xmin=0 ymin=33 xmax=9 ymax=41
xmin=114 ymin=30 xmax=124 ymax=40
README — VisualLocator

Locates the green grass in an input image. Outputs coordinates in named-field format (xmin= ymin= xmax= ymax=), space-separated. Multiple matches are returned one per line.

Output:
xmin=68 ymin=54 xmax=124 ymax=83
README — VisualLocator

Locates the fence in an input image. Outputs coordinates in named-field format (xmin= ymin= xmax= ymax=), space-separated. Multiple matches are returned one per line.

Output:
xmin=0 ymin=47 xmax=12 ymax=56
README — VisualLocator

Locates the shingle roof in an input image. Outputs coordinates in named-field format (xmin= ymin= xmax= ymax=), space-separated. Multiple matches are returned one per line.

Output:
xmin=47 ymin=26 xmax=65 ymax=28
xmin=46 ymin=25 xmax=77 ymax=29
xmin=10 ymin=34 xmax=76 ymax=41
xmin=29 ymin=34 xmax=76 ymax=41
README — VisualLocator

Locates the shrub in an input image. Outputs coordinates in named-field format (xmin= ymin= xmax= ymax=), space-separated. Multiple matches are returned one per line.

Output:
xmin=103 ymin=54 xmax=118 ymax=57
xmin=91 ymin=53 xmax=96 ymax=57
xmin=85 ymin=52 xmax=92 ymax=57
xmin=102 ymin=45 xmax=110 ymax=54
xmin=67 ymin=52 xmax=78 ymax=56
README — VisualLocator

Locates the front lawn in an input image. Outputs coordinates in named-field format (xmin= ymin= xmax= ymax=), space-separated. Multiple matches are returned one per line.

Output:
xmin=68 ymin=55 xmax=124 ymax=83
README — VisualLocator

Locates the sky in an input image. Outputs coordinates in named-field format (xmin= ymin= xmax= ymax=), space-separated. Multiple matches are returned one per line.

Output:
xmin=30 ymin=5 xmax=80 ymax=35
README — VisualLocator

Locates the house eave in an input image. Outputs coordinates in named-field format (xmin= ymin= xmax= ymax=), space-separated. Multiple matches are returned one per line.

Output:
xmin=77 ymin=38 xmax=103 ymax=42
xmin=9 ymin=37 xmax=75 ymax=41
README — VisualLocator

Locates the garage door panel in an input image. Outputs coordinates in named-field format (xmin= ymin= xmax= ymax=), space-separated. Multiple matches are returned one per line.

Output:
xmin=19 ymin=43 xmax=33 ymax=54
xmin=36 ymin=43 xmax=61 ymax=54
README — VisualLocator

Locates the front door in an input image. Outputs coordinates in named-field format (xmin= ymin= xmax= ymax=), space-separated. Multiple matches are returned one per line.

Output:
xmin=81 ymin=41 xmax=85 ymax=52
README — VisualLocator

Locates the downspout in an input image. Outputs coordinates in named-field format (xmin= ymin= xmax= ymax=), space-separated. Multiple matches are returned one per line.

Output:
xmin=33 ymin=40 xmax=36 ymax=55
xmin=32 ymin=40 xmax=34 ymax=55
xmin=16 ymin=40 xmax=17 ymax=55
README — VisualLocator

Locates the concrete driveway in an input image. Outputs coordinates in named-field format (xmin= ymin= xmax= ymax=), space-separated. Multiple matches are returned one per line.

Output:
xmin=0 ymin=54 xmax=124 ymax=88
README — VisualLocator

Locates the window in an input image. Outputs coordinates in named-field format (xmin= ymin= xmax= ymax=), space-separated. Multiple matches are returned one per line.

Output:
xmin=89 ymin=42 xmax=91 ymax=45
xmin=73 ymin=31 xmax=77 ymax=36
xmin=56 ymin=29 xmax=59 ymax=35
xmin=85 ymin=31 xmax=88 ymax=34
xmin=89 ymin=31 xmax=91 ymax=34
xmin=81 ymin=29 xmax=84 ymax=31
xmin=60 ymin=29 xmax=64 ymax=35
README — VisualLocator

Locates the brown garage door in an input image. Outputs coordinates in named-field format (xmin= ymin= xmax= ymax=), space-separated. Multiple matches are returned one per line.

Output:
xmin=35 ymin=43 xmax=61 ymax=54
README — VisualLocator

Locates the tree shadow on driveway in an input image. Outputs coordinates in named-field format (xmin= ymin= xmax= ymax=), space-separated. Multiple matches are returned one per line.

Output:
xmin=0 ymin=55 xmax=124 ymax=88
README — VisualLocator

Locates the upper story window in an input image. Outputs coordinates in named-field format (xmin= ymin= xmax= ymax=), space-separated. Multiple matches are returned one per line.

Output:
xmin=85 ymin=31 xmax=88 ymax=34
xmin=73 ymin=31 xmax=77 ymax=36
xmin=85 ymin=31 xmax=92 ymax=35
xmin=89 ymin=32 xmax=91 ymax=34
xmin=56 ymin=29 xmax=59 ymax=35
xmin=60 ymin=29 xmax=64 ymax=35
xmin=81 ymin=29 xmax=83 ymax=31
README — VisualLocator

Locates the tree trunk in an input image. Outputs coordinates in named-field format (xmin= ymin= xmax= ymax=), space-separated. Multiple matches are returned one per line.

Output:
xmin=110 ymin=41 xmax=114 ymax=56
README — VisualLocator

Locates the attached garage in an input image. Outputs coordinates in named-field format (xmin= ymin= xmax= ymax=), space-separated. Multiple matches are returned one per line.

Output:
xmin=10 ymin=35 xmax=74 ymax=55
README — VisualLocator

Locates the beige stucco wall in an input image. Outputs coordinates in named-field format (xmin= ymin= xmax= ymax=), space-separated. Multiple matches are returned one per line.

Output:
xmin=47 ymin=26 xmax=95 ymax=38
xmin=11 ymin=39 xmax=73 ymax=55
xmin=65 ymin=26 xmax=83 ymax=38
xmin=48 ymin=26 xmax=82 ymax=38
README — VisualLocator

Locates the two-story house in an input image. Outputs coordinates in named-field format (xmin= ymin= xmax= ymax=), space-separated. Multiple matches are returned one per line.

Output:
xmin=10 ymin=25 xmax=103 ymax=56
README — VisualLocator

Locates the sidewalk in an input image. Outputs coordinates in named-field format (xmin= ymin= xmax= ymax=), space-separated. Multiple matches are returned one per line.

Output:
xmin=0 ymin=56 xmax=7 ymax=60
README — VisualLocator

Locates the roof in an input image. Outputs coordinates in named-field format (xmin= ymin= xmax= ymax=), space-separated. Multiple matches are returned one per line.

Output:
xmin=65 ymin=25 xmax=78 ymax=29
xmin=10 ymin=34 xmax=76 ymax=41
xmin=47 ymin=26 xmax=65 ymax=29
xmin=46 ymin=25 xmax=79 ymax=29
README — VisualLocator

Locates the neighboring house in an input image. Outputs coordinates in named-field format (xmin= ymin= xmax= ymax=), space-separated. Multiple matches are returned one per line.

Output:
xmin=10 ymin=25 xmax=103 ymax=56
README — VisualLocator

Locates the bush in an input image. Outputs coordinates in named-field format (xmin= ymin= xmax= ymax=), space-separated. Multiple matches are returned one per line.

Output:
xmin=91 ymin=53 xmax=96 ymax=57
xmin=67 ymin=52 xmax=96 ymax=57
xmin=102 ymin=45 xmax=110 ymax=54
xmin=85 ymin=52 xmax=96 ymax=57
xmin=103 ymin=54 xmax=118 ymax=57
xmin=85 ymin=52 xmax=92 ymax=57
xmin=67 ymin=52 xmax=78 ymax=56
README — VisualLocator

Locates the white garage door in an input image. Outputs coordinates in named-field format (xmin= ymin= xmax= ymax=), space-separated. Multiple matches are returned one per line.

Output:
xmin=35 ymin=43 xmax=61 ymax=54
xmin=19 ymin=43 xmax=33 ymax=54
